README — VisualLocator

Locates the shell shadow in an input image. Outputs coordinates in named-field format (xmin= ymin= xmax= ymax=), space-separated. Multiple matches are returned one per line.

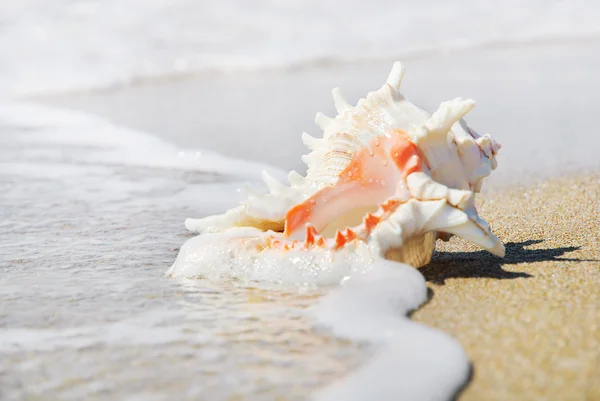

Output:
xmin=420 ymin=239 xmax=590 ymax=285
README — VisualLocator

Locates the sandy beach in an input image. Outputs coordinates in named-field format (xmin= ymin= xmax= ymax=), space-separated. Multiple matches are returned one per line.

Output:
xmin=415 ymin=174 xmax=600 ymax=400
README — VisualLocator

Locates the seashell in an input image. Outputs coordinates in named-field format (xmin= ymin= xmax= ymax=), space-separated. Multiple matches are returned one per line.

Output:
xmin=175 ymin=62 xmax=504 ymax=276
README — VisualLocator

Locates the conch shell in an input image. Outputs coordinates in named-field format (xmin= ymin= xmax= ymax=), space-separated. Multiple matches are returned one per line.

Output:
xmin=171 ymin=62 xmax=504 ymax=278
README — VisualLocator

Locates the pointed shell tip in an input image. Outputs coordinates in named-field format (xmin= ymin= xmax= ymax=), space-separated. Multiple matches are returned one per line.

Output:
xmin=386 ymin=61 xmax=405 ymax=90
xmin=332 ymin=87 xmax=351 ymax=112
xmin=315 ymin=112 xmax=332 ymax=130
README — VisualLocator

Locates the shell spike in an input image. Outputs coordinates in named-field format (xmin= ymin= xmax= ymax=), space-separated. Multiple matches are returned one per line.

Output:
xmin=406 ymin=172 xmax=473 ymax=209
xmin=386 ymin=61 xmax=405 ymax=92
xmin=441 ymin=217 xmax=505 ymax=257
xmin=425 ymin=98 xmax=476 ymax=136
xmin=261 ymin=170 xmax=287 ymax=194
xmin=304 ymin=224 xmax=318 ymax=246
xmin=301 ymin=154 xmax=315 ymax=166
xmin=301 ymin=132 xmax=323 ymax=151
xmin=287 ymin=170 xmax=304 ymax=186
xmin=332 ymin=87 xmax=351 ymax=113
xmin=315 ymin=112 xmax=333 ymax=130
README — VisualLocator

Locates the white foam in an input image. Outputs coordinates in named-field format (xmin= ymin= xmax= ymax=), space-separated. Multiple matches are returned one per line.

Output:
xmin=312 ymin=260 xmax=470 ymax=401
xmin=167 ymin=228 xmax=375 ymax=288
xmin=0 ymin=102 xmax=285 ymax=180
xmin=171 ymin=243 xmax=472 ymax=398
xmin=168 ymin=234 xmax=471 ymax=399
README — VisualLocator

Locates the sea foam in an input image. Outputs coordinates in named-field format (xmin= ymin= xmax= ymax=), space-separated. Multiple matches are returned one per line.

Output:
xmin=312 ymin=260 xmax=470 ymax=401
xmin=0 ymin=102 xmax=284 ymax=180
xmin=169 ymin=231 xmax=472 ymax=400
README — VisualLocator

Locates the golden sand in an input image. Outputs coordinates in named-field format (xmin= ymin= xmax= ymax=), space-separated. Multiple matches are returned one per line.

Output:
xmin=413 ymin=174 xmax=600 ymax=400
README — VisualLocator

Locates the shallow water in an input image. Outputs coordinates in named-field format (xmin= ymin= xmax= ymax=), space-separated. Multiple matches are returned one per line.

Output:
xmin=0 ymin=107 xmax=369 ymax=400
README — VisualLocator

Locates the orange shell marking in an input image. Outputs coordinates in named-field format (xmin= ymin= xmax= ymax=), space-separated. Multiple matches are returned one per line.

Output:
xmin=381 ymin=199 xmax=402 ymax=213
xmin=304 ymin=225 xmax=319 ymax=247
xmin=390 ymin=136 xmax=423 ymax=178
xmin=364 ymin=213 xmax=381 ymax=234
xmin=285 ymin=202 xmax=315 ymax=236
xmin=284 ymin=130 xmax=423 ymax=239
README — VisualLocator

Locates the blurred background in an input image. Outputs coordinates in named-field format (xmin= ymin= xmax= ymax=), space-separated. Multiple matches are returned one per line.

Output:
xmin=3 ymin=0 xmax=599 ymax=181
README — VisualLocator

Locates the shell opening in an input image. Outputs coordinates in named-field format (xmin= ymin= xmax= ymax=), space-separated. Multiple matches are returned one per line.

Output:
xmin=320 ymin=206 xmax=378 ymax=238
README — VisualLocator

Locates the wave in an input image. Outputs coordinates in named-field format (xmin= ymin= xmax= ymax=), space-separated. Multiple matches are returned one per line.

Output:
xmin=0 ymin=101 xmax=285 ymax=180
xmin=2 ymin=0 xmax=598 ymax=98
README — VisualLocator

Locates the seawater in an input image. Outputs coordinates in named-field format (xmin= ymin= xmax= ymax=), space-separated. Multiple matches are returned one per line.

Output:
xmin=1 ymin=103 xmax=471 ymax=400
xmin=0 ymin=104 xmax=367 ymax=400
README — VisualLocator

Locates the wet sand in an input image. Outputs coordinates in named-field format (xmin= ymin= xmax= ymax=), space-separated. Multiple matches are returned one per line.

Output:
xmin=414 ymin=174 xmax=600 ymax=400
